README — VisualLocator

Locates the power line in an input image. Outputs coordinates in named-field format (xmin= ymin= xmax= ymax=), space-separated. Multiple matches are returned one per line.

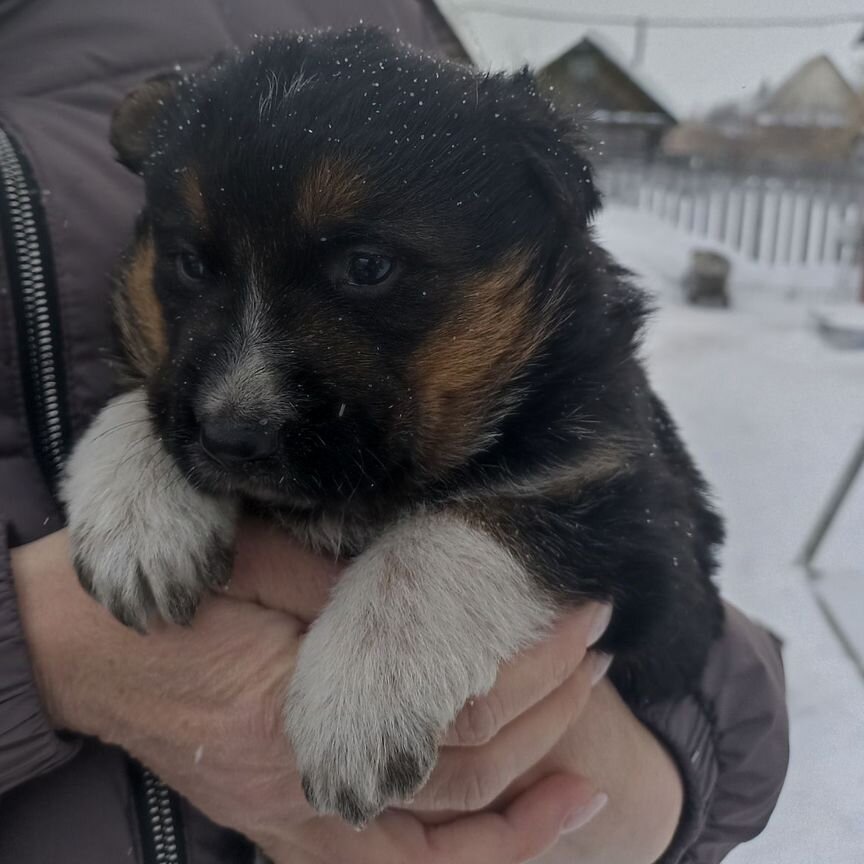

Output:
xmin=458 ymin=2 xmax=864 ymax=31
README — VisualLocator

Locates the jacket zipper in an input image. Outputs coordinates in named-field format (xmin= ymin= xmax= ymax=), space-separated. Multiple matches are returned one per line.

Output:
xmin=131 ymin=763 xmax=188 ymax=864
xmin=0 ymin=125 xmax=70 ymax=490
xmin=0 ymin=122 xmax=186 ymax=864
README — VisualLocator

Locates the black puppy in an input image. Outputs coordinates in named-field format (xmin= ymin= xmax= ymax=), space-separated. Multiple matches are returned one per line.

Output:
xmin=62 ymin=28 xmax=724 ymax=826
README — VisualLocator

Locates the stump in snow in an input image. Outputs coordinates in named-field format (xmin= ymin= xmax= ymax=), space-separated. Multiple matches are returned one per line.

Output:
xmin=683 ymin=250 xmax=730 ymax=307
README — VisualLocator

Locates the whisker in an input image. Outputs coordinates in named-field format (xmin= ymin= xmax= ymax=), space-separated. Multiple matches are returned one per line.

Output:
xmin=117 ymin=434 xmax=162 ymax=469
xmin=91 ymin=418 xmax=152 ymax=442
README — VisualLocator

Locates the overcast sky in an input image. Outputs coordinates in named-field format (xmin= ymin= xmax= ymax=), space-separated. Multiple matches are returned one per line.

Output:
xmin=443 ymin=0 xmax=864 ymax=117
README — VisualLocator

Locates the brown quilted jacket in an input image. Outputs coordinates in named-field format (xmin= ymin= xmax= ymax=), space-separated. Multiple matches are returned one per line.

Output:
xmin=0 ymin=1 xmax=789 ymax=861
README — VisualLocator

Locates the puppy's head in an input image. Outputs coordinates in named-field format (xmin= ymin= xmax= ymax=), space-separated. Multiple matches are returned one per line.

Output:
xmin=112 ymin=28 xmax=603 ymax=509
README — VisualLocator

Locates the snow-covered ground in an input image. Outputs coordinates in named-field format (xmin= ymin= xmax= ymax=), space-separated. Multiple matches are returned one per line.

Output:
xmin=594 ymin=205 xmax=864 ymax=864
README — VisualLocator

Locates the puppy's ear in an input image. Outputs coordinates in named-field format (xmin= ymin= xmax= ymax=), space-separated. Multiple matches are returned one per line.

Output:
xmin=111 ymin=73 xmax=182 ymax=174
xmin=505 ymin=68 xmax=601 ymax=228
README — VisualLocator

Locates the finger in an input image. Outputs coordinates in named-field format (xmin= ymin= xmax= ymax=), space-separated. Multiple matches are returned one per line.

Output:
xmin=444 ymin=602 xmax=611 ymax=746
xmin=414 ymin=657 xmax=597 ymax=812
xmin=281 ymin=774 xmax=604 ymax=864
xmin=225 ymin=517 xmax=341 ymax=622
xmin=424 ymin=773 xmax=603 ymax=864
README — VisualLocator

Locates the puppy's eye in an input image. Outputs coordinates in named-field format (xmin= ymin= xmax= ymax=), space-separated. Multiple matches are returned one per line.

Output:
xmin=346 ymin=252 xmax=394 ymax=287
xmin=176 ymin=250 xmax=208 ymax=283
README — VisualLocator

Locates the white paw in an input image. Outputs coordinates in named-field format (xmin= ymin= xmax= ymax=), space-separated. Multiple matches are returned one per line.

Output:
xmin=61 ymin=390 xmax=237 ymax=630
xmin=282 ymin=510 xmax=553 ymax=826
xmin=285 ymin=619 xmax=448 ymax=826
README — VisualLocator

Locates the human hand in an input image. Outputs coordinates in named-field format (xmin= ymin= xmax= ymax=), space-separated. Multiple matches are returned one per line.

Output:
xmin=408 ymin=602 xmax=612 ymax=818
xmin=408 ymin=640 xmax=683 ymax=864
xmin=400 ymin=599 xmax=683 ymax=864
xmin=11 ymin=525 xmax=320 ymax=843
xmin=263 ymin=774 xmax=599 ymax=864
xmin=11 ymin=524 xmax=605 ymax=864
xmin=228 ymin=521 xmax=614 ymax=822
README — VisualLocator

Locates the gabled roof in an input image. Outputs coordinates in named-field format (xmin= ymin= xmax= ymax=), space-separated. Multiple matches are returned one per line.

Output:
xmin=663 ymin=53 xmax=864 ymax=164
xmin=760 ymin=54 xmax=864 ymax=127
xmin=543 ymin=33 xmax=676 ymax=123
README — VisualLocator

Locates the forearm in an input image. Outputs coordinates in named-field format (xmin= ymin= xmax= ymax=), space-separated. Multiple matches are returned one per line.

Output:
xmin=541 ymin=603 xmax=789 ymax=864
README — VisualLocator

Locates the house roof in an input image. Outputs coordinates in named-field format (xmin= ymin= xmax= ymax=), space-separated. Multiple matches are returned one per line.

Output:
xmin=443 ymin=0 xmax=864 ymax=117
xmin=543 ymin=32 xmax=676 ymax=123
xmin=663 ymin=53 xmax=864 ymax=164
xmin=761 ymin=55 xmax=864 ymax=126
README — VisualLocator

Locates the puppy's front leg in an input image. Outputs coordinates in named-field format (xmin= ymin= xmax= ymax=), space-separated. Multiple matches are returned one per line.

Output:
xmin=61 ymin=388 xmax=238 ymax=630
xmin=286 ymin=509 xmax=556 ymax=826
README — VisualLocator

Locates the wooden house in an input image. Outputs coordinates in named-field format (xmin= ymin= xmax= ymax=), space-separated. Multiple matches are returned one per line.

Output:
xmin=664 ymin=55 xmax=864 ymax=175
xmin=539 ymin=35 xmax=676 ymax=162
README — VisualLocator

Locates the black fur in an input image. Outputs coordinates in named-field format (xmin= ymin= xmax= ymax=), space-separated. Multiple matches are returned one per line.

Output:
xmin=114 ymin=28 xmax=723 ymax=706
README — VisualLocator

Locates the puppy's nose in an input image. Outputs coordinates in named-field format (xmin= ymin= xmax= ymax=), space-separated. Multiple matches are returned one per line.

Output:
xmin=199 ymin=418 xmax=277 ymax=464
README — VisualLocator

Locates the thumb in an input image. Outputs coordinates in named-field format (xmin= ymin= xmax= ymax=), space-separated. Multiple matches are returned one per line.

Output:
xmin=425 ymin=773 xmax=606 ymax=864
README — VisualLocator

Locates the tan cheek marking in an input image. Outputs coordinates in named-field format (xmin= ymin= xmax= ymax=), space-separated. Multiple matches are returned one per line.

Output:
xmin=115 ymin=234 xmax=167 ymax=379
xmin=507 ymin=443 xmax=634 ymax=498
xmin=554 ymin=445 xmax=632 ymax=489
xmin=411 ymin=252 xmax=550 ymax=473
xmin=180 ymin=169 xmax=207 ymax=226
xmin=295 ymin=158 xmax=364 ymax=229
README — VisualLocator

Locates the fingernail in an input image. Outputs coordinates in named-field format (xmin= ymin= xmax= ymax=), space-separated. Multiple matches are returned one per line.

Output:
xmin=587 ymin=604 xmax=613 ymax=647
xmin=591 ymin=652 xmax=614 ymax=686
xmin=561 ymin=792 xmax=609 ymax=834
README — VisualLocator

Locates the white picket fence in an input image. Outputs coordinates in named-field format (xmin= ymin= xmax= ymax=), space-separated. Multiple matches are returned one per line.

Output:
xmin=599 ymin=162 xmax=864 ymax=277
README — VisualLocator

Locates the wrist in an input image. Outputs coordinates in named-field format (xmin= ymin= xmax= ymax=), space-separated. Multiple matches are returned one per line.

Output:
xmin=538 ymin=679 xmax=683 ymax=864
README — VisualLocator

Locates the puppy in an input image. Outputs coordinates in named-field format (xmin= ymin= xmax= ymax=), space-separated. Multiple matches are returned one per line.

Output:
xmin=62 ymin=28 xmax=724 ymax=826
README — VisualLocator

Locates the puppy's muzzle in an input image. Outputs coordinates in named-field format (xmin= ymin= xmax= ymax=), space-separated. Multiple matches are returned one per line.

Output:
xmin=198 ymin=416 xmax=278 ymax=465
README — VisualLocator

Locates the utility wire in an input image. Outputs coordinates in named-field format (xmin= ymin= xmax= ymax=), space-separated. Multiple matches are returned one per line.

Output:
xmin=459 ymin=2 xmax=864 ymax=30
